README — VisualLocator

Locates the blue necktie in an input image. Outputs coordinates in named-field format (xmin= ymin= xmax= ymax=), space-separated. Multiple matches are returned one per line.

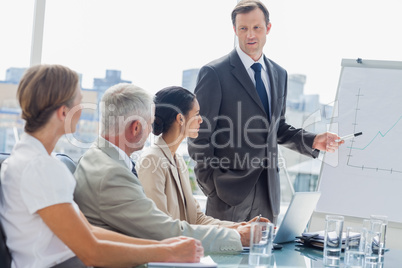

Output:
xmin=251 ymin=63 xmax=270 ymax=120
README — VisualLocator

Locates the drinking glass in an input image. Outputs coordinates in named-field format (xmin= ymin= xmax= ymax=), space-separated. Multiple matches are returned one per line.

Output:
xmin=323 ymin=215 xmax=344 ymax=267
xmin=249 ymin=222 xmax=274 ymax=267
xmin=344 ymin=226 xmax=366 ymax=267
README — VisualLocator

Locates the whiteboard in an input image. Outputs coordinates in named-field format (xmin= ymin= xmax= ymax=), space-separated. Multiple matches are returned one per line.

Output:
xmin=316 ymin=59 xmax=402 ymax=223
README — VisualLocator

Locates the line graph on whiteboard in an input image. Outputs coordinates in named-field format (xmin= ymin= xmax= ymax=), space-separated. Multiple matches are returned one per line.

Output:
xmin=345 ymin=88 xmax=402 ymax=174
xmin=317 ymin=60 xmax=402 ymax=223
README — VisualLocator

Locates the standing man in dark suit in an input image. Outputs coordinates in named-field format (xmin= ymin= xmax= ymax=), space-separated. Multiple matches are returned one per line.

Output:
xmin=188 ymin=0 xmax=342 ymax=224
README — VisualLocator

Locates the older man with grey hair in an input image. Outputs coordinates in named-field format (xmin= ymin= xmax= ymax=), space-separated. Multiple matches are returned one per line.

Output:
xmin=73 ymin=83 xmax=252 ymax=253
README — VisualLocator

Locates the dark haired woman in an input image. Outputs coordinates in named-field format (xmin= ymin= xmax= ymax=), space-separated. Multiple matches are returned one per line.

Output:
xmin=0 ymin=65 xmax=202 ymax=268
xmin=137 ymin=86 xmax=267 ymax=226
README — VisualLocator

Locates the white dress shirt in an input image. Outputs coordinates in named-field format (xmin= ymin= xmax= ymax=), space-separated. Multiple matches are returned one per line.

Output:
xmin=0 ymin=133 xmax=79 ymax=268
xmin=236 ymin=46 xmax=272 ymax=116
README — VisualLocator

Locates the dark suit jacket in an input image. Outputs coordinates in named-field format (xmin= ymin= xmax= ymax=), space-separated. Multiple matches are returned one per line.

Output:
xmin=188 ymin=49 xmax=318 ymax=222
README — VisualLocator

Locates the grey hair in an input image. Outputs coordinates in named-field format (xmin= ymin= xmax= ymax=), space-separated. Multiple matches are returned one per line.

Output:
xmin=100 ymin=83 xmax=153 ymax=136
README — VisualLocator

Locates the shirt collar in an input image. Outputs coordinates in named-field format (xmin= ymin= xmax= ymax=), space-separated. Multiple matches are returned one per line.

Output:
xmin=20 ymin=132 xmax=49 ymax=156
xmin=98 ymin=136 xmax=133 ymax=170
xmin=236 ymin=46 xmax=267 ymax=72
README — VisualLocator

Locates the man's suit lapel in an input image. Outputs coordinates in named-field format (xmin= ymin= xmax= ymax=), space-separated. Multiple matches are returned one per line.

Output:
xmin=229 ymin=49 xmax=271 ymax=119
xmin=264 ymin=57 xmax=279 ymax=122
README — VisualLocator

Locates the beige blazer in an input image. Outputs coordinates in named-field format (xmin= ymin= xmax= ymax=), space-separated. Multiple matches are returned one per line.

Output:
xmin=73 ymin=138 xmax=242 ymax=253
xmin=137 ymin=136 xmax=234 ymax=226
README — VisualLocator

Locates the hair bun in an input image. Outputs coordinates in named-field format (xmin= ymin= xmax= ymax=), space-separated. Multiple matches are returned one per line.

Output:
xmin=152 ymin=115 xmax=164 ymax=136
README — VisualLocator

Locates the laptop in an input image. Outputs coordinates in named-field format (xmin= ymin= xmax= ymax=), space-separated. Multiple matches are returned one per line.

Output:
xmin=273 ymin=191 xmax=321 ymax=244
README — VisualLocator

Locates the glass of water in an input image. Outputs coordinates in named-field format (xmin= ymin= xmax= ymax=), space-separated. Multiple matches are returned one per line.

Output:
xmin=370 ymin=215 xmax=387 ymax=256
xmin=344 ymin=226 xmax=366 ymax=267
xmin=323 ymin=215 xmax=344 ymax=267
xmin=249 ymin=222 xmax=274 ymax=267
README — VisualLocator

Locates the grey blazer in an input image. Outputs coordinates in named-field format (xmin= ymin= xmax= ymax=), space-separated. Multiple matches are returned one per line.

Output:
xmin=73 ymin=138 xmax=242 ymax=253
xmin=188 ymin=49 xmax=318 ymax=222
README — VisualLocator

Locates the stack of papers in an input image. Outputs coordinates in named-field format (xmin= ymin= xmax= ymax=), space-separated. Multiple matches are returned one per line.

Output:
xmin=148 ymin=256 xmax=217 ymax=268
xmin=296 ymin=231 xmax=360 ymax=249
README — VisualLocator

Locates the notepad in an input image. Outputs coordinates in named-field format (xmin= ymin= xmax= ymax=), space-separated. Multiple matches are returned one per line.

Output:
xmin=148 ymin=256 xmax=217 ymax=267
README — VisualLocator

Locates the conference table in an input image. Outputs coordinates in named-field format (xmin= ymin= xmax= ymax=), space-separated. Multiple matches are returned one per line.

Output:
xmin=141 ymin=242 xmax=402 ymax=267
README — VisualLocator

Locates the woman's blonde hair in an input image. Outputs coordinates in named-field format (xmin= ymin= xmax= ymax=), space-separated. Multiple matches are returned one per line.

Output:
xmin=17 ymin=64 xmax=79 ymax=133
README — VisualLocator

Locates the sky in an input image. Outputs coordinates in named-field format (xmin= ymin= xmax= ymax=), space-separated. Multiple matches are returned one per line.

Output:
xmin=1 ymin=0 xmax=402 ymax=104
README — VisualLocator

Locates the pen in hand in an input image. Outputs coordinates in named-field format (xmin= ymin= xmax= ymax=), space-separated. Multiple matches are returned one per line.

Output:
xmin=335 ymin=132 xmax=363 ymax=142
xmin=256 ymin=214 xmax=261 ymax=223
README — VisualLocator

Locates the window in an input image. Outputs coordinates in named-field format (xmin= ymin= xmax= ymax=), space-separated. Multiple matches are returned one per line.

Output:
xmin=0 ymin=0 xmax=34 ymax=152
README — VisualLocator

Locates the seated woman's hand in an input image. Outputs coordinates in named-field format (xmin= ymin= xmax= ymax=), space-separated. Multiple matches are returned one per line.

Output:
xmin=165 ymin=237 xmax=204 ymax=263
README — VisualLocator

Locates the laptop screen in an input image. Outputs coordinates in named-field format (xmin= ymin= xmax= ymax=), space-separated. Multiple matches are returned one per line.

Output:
xmin=273 ymin=192 xmax=321 ymax=244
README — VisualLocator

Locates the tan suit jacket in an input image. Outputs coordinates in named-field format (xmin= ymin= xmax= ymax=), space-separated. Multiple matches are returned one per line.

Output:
xmin=137 ymin=136 xmax=234 ymax=226
xmin=73 ymin=138 xmax=242 ymax=253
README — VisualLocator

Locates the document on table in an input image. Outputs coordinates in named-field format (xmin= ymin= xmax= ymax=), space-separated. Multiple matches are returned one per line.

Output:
xmin=302 ymin=230 xmax=359 ymax=241
xmin=296 ymin=231 xmax=360 ymax=249
xmin=147 ymin=255 xmax=217 ymax=267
